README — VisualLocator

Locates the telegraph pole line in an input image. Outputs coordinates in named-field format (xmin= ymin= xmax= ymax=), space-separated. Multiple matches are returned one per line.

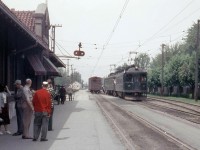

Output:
xmin=161 ymin=44 xmax=165 ymax=96
xmin=67 ymin=59 xmax=70 ymax=77
xmin=194 ymin=20 xmax=200 ymax=101
xmin=70 ymin=65 xmax=73 ymax=84
xmin=51 ymin=24 xmax=62 ymax=53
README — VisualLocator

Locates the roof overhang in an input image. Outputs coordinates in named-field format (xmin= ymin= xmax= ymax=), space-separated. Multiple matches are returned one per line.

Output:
xmin=26 ymin=54 xmax=46 ymax=76
xmin=0 ymin=1 xmax=48 ymax=50
xmin=43 ymin=56 xmax=61 ymax=77
xmin=49 ymin=52 xmax=66 ymax=68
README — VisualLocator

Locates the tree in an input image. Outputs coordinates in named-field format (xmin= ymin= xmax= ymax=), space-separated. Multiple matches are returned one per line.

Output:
xmin=178 ymin=53 xmax=195 ymax=86
xmin=115 ymin=63 xmax=128 ymax=73
xmin=147 ymin=67 xmax=161 ymax=89
xmin=134 ymin=53 xmax=150 ymax=69
xmin=184 ymin=23 xmax=197 ymax=55
xmin=55 ymin=68 xmax=83 ymax=87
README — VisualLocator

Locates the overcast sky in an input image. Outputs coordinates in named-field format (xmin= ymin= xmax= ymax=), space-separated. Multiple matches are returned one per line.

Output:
xmin=2 ymin=0 xmax=200 ymax=82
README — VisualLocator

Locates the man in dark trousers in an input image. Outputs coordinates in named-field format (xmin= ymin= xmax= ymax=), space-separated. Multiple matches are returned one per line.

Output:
xmin=32 ymin=81 xmax=51 ymax=142
xmin=13 ymin=80 xmax=24 ymax=136
xmin=59 ymin=86 xmax=66 ymax=104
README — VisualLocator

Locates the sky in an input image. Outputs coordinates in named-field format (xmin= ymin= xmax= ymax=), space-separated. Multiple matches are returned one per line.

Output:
xmin=2 ymin=0 xmax=200 ymax=83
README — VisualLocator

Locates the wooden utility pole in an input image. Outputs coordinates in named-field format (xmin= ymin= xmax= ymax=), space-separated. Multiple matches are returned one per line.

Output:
xmin=51 ymin=24 xmax=62 ymax=53
xmin=194 ymin=20 xmax=200 ymax=101
xmin=161 ymin=44 xmax=165 ymax=96
xmin=66 ymin=59 xmax=70 ymax=77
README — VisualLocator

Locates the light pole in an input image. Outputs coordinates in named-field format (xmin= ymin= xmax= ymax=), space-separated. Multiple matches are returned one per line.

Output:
xmin=194 ymin=20 xmax=200 ymax=101
xmin=161 ymin=44 xmax=165 ymax=96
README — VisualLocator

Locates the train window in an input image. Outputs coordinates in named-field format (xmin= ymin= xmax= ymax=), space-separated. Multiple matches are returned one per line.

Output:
xmin=140 ymin=75 xmax=147 ymax=82
xmin=125 ymin=74 xmax=133 ymax=82
xmin=134 ymin=76 xmax=139 ymax=82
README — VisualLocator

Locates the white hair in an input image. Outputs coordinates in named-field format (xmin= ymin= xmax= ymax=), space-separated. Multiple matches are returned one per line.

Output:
xmin=26 ymin=78 xmax=32 ymax=84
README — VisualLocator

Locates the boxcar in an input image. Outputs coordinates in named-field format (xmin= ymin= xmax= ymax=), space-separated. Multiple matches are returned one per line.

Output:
xmin=88 ymin=76 xmax=102 ymax=93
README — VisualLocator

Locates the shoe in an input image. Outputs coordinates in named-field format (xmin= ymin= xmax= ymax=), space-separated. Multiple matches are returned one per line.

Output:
xmin=48 ymin=129 xmax=53 ymax=131
xmin=5 ymin=130 xmax=11 ymax=134
xmin=12 ymin=132 xmax=22 ymax=136
xmin=0 ymin=131 xmax=3 ymax=135
xmin=40 ymin=138 xmax=48 ymax=141
xmin=32 ymin=139 xmax=37 ymax=141
xmin=22 ymin=136 xmax=33 ymax=139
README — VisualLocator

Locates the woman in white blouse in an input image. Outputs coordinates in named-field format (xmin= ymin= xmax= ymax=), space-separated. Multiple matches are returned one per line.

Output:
xmin=0 ymin=84 xmax=11 ymax=135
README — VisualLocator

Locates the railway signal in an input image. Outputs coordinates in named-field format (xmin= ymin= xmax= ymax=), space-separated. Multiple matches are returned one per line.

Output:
xmin=74 ymin=42 xmax=85 ymax=58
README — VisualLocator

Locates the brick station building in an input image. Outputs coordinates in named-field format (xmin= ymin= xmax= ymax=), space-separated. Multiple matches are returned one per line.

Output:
xmin=0 ymin=1 xmax=65 ymax=90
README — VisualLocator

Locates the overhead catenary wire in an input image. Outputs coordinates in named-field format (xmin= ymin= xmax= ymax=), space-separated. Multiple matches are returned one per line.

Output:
xmin=90 ymin=0 xmax=194 ymax=73
xmin=160 ymin=7 xmax=200 ymax=35
xmin=90 ymin=0 xmax=130 ymax=76
xmin=134 ymin=0 xmax=195 ymax=52
xmin=55 ymin=41 xmax=73 ymax=56
xmin=50 ymin=35 xmax=74 ymax=57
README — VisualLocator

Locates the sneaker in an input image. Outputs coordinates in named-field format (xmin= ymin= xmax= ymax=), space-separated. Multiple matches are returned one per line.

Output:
xmin=5 ymin=130 xmax=11 ymax=134
xmin=0 ymin=131 xmax=3 ymax=135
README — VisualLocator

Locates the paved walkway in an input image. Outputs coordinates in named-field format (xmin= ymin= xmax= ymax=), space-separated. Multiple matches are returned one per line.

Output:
xmin=0 ymin=90 xmax=124 ymax=150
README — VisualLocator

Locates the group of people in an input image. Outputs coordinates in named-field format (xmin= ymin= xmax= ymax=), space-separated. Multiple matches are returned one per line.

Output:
xmin=0 ymin=78 xmax=54 ymax=142
xmin=58 ymin=86 xmax=73 ymax=104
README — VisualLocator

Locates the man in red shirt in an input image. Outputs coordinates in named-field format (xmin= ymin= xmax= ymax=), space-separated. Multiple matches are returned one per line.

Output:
xmin=32 ymin=81 xmax=51 ymax=142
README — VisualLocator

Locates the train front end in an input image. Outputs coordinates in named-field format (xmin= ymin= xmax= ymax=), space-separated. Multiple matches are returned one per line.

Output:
xmin=123 ymin=68 xmax=147 ymax=100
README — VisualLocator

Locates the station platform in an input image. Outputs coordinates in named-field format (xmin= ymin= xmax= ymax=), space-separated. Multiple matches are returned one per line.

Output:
xmin=0 ymin=90 xmax=125 ymax=150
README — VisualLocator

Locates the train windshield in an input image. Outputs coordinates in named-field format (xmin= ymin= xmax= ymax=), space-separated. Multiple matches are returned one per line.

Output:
xmin=124 ymin=73 xmax=147 ymax=82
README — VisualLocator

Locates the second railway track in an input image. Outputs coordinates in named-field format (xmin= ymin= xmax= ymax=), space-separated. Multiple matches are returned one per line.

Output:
xmin=94 ymin=94 xmax=195 ymax=150
xmin=143 ymin=97 xmax=200 ymax=124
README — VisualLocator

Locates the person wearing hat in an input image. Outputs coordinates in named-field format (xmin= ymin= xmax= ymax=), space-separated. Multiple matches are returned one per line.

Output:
xmin=12 ymin=80 xmax=24 ymax=136
xmin=32 ymin=81 xmax=51 ymax=141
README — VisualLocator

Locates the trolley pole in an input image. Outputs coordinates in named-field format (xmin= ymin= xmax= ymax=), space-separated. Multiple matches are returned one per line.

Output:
xmin=161 ymin=44 xmax=165 ymax=96
xmin=110 ymin=64 xmax=116 ymax=73
xmin=194 ymin=20 xmax=200 ymax=101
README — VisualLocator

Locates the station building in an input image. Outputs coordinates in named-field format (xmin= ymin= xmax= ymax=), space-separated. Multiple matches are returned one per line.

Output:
xmin=0 ymin=1 xmax=65 ymax=90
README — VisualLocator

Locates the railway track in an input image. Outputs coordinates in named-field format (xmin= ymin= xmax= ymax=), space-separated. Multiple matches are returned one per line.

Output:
xmin=143 ymin=97 xmax=200 ymax=124
xmin=94 ymin=94 xmax=195 ymax=150
xmin=147 ymin=97 xmax=200 ymax=112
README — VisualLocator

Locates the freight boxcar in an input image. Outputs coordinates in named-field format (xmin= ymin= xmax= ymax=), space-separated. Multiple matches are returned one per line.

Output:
xmin=88 ymin=76 xmax=102 ymax=93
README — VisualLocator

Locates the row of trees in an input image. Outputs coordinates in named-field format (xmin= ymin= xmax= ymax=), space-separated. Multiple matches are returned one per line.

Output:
xmin=147 ymin=23 xmax=198 ymax=92
xmin=115 ymin=22 xmax=199 ymax=98
xmin=54 ymin=68 xmax=83 ymax=87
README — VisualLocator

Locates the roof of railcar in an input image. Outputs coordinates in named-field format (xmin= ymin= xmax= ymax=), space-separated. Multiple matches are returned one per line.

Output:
xmin=126 ymin=67 xmax=147 ymax=73
xmin=89 ymin=76 xmax=102 ymax=80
